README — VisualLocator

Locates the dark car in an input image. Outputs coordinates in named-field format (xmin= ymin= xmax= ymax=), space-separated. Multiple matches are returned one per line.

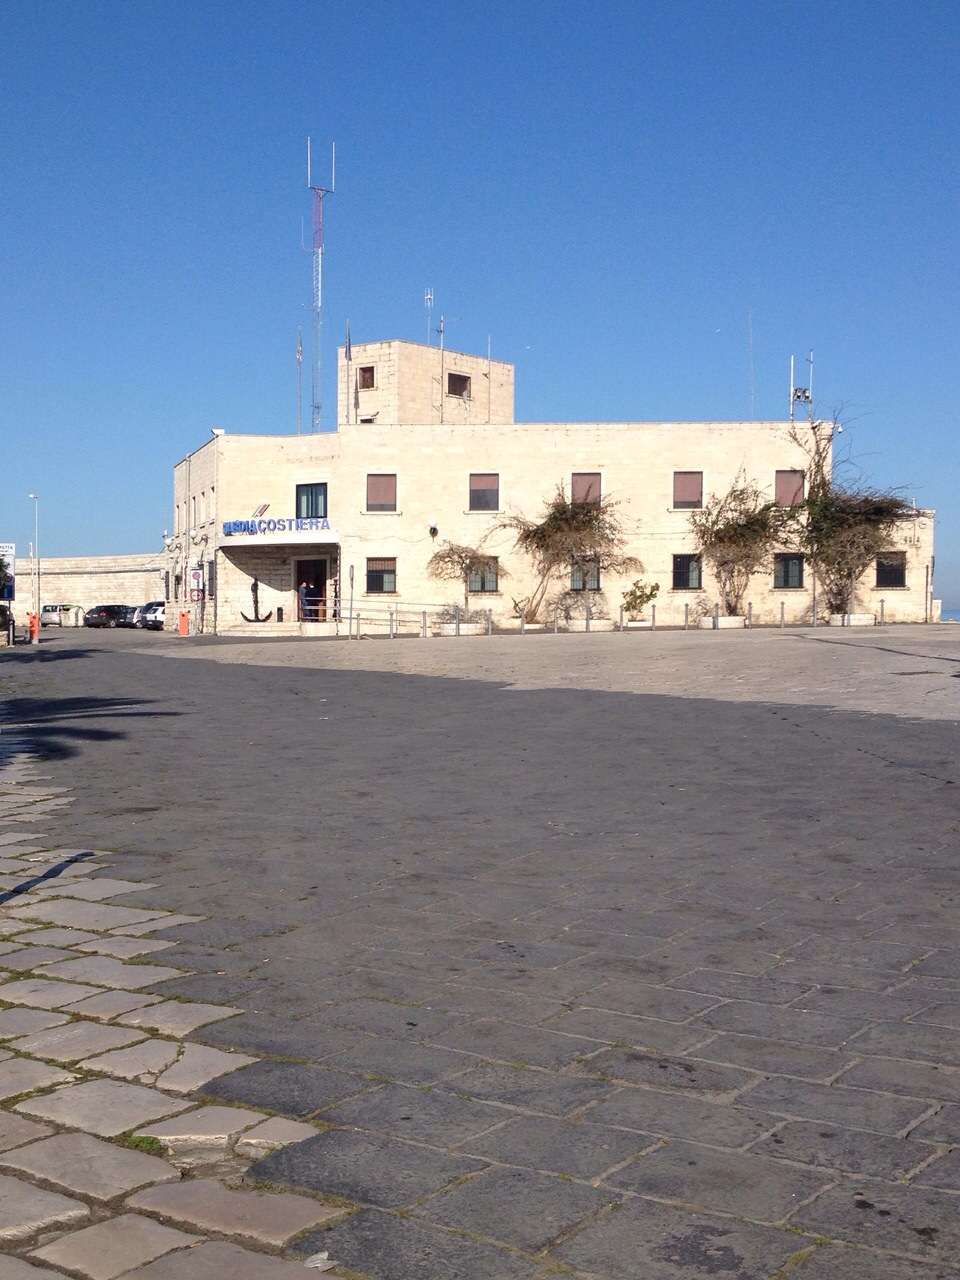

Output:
xmin=115 ymin=606 xmax=140 ymax=628
xmin=83 ymin=605 xmax=129 ymax=628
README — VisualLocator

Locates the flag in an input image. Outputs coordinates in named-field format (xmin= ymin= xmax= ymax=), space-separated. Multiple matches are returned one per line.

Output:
xmin=344 ymin=320 xmax=352 ymax=364
xmin=295 ymin=331 xmax=303 ymax=366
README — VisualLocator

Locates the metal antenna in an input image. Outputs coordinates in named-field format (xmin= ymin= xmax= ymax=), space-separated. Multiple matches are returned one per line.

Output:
xmin=788 ymin=351 xmax=813 ymax=423
xmin=306 ymin=136 xmax=335 ymax=432
xmin=295 ymin=329 xmax=303 ymax=435
xmin=424 ymin=288 xmax=434 ymax=345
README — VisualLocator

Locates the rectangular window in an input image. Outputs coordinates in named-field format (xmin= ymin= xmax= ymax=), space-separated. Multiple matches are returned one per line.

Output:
xmin=206 ymin=559 xmax=216 ymax=600
xmin=571 ymin=558 xmax=601 ymax=591
xmin=447 ymin=372 xmax=471 ymax=399
xmin=358 ymin=365 xmax=376 ymax=390
xmin=876 ymin=551 xmax=906 ymax=588
xmin=366 ymin=557 xmax=396 ymax=593
xmin=673 ymin=471 xmax=703 ymax=509
xmin=366 ymin=474 xmax=397 ymax=512
xmin=469 ymin=472 xmax=499 ymax=511
xmin=296 ymin=482 xmax=328 ymax=518
xmin=672 ymin=554 xmax=702 ymax=590
xmin=571 ymin=472 xmax=601 ymax=504
xmin=775 ymin=469 xmax=805 ymax=506
xmin=467 ymin=558 xmax=499 ymax=593
xmin=164 ymin=571 xmax=170 ymax=602
xmin=773 ymin=553 xmax=804 ymax=589
xmin=191 ymin=496 xmax=197 ymax=527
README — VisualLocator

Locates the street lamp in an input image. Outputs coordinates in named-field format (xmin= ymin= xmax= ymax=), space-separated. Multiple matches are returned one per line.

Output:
xmin=27 ymin=493 xmax=39 ymax=644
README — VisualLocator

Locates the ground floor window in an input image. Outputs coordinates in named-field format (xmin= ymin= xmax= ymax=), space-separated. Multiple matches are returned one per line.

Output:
xmin=468 ymin=558 xmax=499 ymax=593
xmin=366 ymin=557 xmax=396 ymax=593
xmin=773 ymin=553 xmax=804 ymax=589
xmin=570 ymin=557 xmax=600 ymax=591
xmin=672 ymin=554 xmax=702 ymax=590
xmin=876 ymin=551 xmax=906 ymax=588
xmin=296 ymin=482 xmax=328 ymax=519
xmin=206 ymin=559 xmax=216 ymax=600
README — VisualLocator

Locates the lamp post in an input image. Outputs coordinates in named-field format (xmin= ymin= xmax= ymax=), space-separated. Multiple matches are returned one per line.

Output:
xmin=27 ymin=493 xmax=39 ymax=644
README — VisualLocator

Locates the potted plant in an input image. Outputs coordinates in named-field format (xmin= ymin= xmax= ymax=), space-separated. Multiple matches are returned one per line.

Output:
xmin=433 ymin=605 xmax=487 ymax=637
xmin=497 ymin=485 xmax=641 ymax=625
xmin=690 ymin=472 xmax=791 ymax=628
xmin=553 ymin=589 xmax=616 ymax=632
xmin=621 ymin=580 xmax=659 ymax=628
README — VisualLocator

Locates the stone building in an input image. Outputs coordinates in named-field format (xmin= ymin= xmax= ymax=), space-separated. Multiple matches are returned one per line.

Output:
xmin=166 ymin=338 xmax=938 ymax=636
xmin=13 ymin=553 xmax=165 ymax=617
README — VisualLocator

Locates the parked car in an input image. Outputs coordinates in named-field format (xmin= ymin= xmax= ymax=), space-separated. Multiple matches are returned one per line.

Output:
xmin=141 ymin=602 xmax=165 ymax=630
xmin=41 ymin=604 xmax=84 ymax=627
xmin=83 ymin=604 xmax=129 ymax=628
xmin=115 ymin=606 xmax=141 ymax=628
xmin=136 ymin=601 xmax=164 ymax=628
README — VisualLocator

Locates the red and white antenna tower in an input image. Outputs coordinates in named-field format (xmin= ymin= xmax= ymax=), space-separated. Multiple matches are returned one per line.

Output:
xmin=306 ymin=136 xmax=334 ymax=432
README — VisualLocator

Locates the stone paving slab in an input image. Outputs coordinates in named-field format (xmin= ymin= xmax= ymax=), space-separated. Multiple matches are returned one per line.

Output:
xmin=751 ymin=1118 xmax=939 ymax=1179
xmin=0 ymin=1009 xmax=68 ymax=1039
xmin=0 ymin=1130 xmax=179 ymax=1200
xmin=0 ymin=1256 xmax=72 ymax=1279
xmin=791 ymin=1245 xmax=960 ymax=1278
xmin=136 ymin=1105 xmax=267 ymax=1149
xmin=32 ymin=878 xmax=158 ymax=902
xmin=249 ymin=1129 xmax=485 ymax=1208
xmin=291 ymin=1207 xmax=542 ymax=1279
xmin=794 ymin=1178 xmax=960 ymax=1260
xmin=460 ymin=1112 xmax=656 ymax=1178
xmin=321 ymin=1081 xmax=514 ymax=1145
xmin=5 ymin=902 xmax=170 ymax=932
xmin=128 ymin=1176 xmax=344 ymax=1246
xmin=11 ymin=928 xmax=99 ymax=947
xmin=80 ymin=1040 xmax=256 ymax=1093
xmin=740 ymin=1076 xmax=934 ymax=1134
xmin=0 ymin=978 xmax=104 ymax=1008
xmin=0 ymin=947 xmax=79 ymax=970
xmin=114 ymin=915 xmax=203 ymax=937
xmin=0 ymin=1057 xmax=75 ymax=1100
xmin=15 ymin=1079 xmax=192 ymax=1136
xmin=30 ymin=1212 xmax=198 ymax=1280
xmin=0 ymin=1112 xmax=52 ymax=1154
xmin=115 ymin=1001 xmax=241 ymax=1037
xmin=202 ymin=1059 xmax=369 ymax=1116
xmin=76 ymin=937 xmax=176 ymax=959
xmin=61 ymin=990 xmax=163 ymax=1021
xmin=234 ymin=1116 xmax=318 ymax=1157
xmin=0 ymin=1170 xmax=89 ymax=1241
xmin=37 ymin=956 xmax=184 ymax=990
xmin=120 ymin=1240 xmax=316 ymax=1277
xmin=11 ymin=1021 xmax=148 ymax=1063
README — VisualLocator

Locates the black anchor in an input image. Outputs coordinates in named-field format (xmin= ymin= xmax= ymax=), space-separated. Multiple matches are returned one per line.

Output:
xmin=240 ymin=576 xmax=273 ymax=623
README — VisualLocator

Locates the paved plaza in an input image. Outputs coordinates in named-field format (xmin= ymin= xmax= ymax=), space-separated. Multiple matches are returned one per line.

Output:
xmin=0 ymin=624 xmax=959 ymax=1278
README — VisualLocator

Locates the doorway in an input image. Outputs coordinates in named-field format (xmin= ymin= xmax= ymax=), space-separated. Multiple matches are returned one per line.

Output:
xmin=295 ymin=558 xmax=327 ymax=621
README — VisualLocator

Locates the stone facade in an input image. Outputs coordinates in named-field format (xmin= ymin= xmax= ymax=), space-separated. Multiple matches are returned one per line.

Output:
xmin=13 ymin=554 xmax=165 ymax=616
xmin=167 ymin=340 xmax=938 ymax=634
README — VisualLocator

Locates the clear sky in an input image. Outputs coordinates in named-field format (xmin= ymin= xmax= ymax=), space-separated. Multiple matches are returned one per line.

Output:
xmin=3 ymin=0 xmax=958 ymax=604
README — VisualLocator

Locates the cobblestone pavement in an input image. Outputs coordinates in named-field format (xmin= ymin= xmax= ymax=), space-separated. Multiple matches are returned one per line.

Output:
xmin=1 ymin=625 xmax=959 ymax=1278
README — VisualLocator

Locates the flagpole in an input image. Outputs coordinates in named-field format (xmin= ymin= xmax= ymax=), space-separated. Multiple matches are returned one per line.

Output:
xmin=296 ymin=329 xmax=303 ymax=435
xmin=345 ymin=321 xmax=352 ymax=426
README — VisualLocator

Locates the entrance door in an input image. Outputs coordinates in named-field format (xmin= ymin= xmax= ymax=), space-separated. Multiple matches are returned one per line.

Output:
xmin=295 ymin=559 xmax=327 ymax=621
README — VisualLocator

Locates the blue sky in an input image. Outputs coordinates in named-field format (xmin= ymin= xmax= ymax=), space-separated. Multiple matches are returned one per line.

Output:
xmin=3 ymin=0 xmax=958 ymax=603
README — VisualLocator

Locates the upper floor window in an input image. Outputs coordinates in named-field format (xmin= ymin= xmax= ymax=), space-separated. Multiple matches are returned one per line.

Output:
xmin=673 ymin=471 xmax=703 ymax=509
xmin=366 ymin=557 xmax=396 ymax=593
xmin=191 ymin=496 xmax=197 ymax=528
xmin=468 ymin=557 xmax=499 ymax=593
xmin=775 ymin=470 xmax=805 ymax=506
xmin=447 ymin=372 xmax=471 ymax=399
xmin=773 ymin=553 xmax=804 ymax=589
xmin=358 ymin=365 xmax=376 ymax=390
xmin=296 ymin=482 xmax=327 ymax=519
xmin=469 ymin=473 xmax=499 ymax=511
xmin=672 ymin=554 xmax=702 ymax=591
xmin=571 ymin=557 xmax=601 ymax=591
xmin=367 ymin=474 xmax=397 ymax=512
xmin=571 ymin=472 xmax=601 ymax=504
xmin=876 ymin=551 xmax=906 ymax=588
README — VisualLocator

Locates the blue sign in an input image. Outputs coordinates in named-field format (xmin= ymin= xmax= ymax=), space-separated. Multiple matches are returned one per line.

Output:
xmin=223 ymin=517 xmax=331 ymax=536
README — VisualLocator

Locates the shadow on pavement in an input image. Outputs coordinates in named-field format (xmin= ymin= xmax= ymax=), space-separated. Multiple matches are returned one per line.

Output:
xmin=0 ymin=694 xmax=178 ymax=763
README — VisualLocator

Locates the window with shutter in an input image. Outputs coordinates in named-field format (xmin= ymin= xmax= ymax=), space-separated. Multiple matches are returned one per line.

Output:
xmin=775 ymin=470 xmax=805 ymax=506
xmin=673 ymin=472 xmax=703 ymax=509
xmin=773 ymin=554 xmax=804 ymax=588
xmin=876 ymin=552 xmax=906 ymax=588
xmin=570 ymin=558 xmax=601 ymax=591
xmin=469 ymin=473 xmax=499 ymax=511
xmin=571 ymin=473 xmax=601 ymax=503
xmin=366 ymin=558 xmax=397 ymax=593
xmin=366 ymin=474 xmax=397 ymax=512
xmin=672 ymin=554 xmax=702 ymax=590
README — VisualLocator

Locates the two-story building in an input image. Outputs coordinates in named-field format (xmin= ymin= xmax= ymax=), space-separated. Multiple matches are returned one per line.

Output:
xmin=165 ymin=338 xmax=937 ymax=634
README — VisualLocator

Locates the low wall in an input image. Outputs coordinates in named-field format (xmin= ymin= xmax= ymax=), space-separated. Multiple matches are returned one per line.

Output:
xmin=13 ymin=554 xmax=165 ymax=614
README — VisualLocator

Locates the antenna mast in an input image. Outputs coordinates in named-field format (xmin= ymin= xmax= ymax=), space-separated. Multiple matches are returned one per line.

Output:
xmin=424 ymin=288 xmax=434 ymax=345
xmin=295 ymin=329 xmax=303 ymax=435
xmin=306 ymin=136 xmax=334 ymax=432
xmin=788 ymin=350 xmax=814 ymax=424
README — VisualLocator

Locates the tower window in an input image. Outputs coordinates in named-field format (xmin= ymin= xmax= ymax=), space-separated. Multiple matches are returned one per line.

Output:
xmin=447 ymin=372 xmax=471 ymax=399
xmin=358 ymin=365 xmax=376 ymax=390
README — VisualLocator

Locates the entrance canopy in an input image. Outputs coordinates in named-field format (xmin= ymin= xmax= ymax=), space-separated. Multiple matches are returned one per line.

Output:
xmin=220 ymin=517 xmax=341 ymax=547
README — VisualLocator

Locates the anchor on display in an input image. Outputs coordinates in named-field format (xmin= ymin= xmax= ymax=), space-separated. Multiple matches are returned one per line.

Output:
xmin=240 ymin=577 xmax=273 ymax=624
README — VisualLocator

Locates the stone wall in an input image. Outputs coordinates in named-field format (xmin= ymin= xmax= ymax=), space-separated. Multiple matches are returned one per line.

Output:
xmin=13 ymin=554 xmax=165 ymax=615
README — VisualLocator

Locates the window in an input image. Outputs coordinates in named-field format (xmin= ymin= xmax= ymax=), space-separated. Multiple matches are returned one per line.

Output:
xmin=774 ymin=554 xmax=804 ymax=589
xmin=672 ymin=554 xmax=702 ymax=590
xmin=447 ymin=372 xmax=471 ymax=399
xmin=876 ymin=551 xmax=906 ymax=588
xmin=469 ymin=473 xmax=499 ymax=511
xmin=191 ymin=496 xmax=197 ymax=527
xmin=366 ymin=557 xmax=396 ymax=593
xmin=468 ymin=558 xmax=499 ymax=593
xmin=366 ymin=474 xmax=397 ymax=512
xmin=206 ymin=559 xmax=216 ymax=600
xmin=571 ymin=472 xmax=601 ymax=504
xmin=571 ymin=558 xmax=601 ymax=591
xmin=296 ymin=482 xmax=328 ymax=518
xmin=673 ymin=471 xmax=703 ymax=509
xmin=358 ymin=365 xmax=376 ymax=390
xmin=775 ymin=470 xmax=805 ymax=506
xmin=164 ymin=571 xmax=170 ymax=602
